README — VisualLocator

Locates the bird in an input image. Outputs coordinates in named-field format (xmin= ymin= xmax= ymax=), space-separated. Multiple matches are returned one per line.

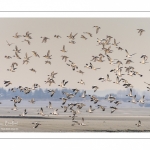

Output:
xmin=72 ymin=117 xmax=86 ymax=126
xmin=113 ymin=76 xmax=123 ymax=84
xmin=105 ymin=94 xmax=116 ymax=103
xmin=6 ymin=40 xmax=14 ymax=46
xmin=116 ymin=47 xmax=123 ymax=51
xmin=62 ymin=91 xmax=74 ymax=99
xmin=114 ymin=101 xmax=122 ymax=106
xmin=5 ymin=56 xmax=12 ymax=59
xmin=37 ymin=107 xmax=45 ymax=116
xmin=125 ymin=49 xmax=136 ymax=58
xmin=67 ymin=32 xmax=73 ymax=39
xmin=72 ymin=88 xmax=79 ymax=95
xmin=135 ymin=120 xmax=141 ymax=127
xmin=11 ymin=103 xmax=17 ymax=111
xmin=32 ymin=83 xmax=40 ymax=90
xmin=23 ymin=53 xmax=32 ymax=64
xmin=106 ymin=74 xmax=112 ymax=82
xmin=137 ymin=29 xmax=145 ymax=36
xmin=112 ymin=39 xmax=120 ymax=46
xmin=41 ymin=36 xmax=49 ymax=43
xmin=7 ymin=62 xmax=18 ymax=72
xmin=60 ymin=45 xmax=67 ymax=52
xmin=106 ymin=55 xmax=116 ymax=65
xmin=77 ymin=79 xmax=85 ymax=85
xmin=128 ymin=95 xmax=137 ymax=104
xmin=89 ymin=62 xmax=100 ymax=70
xmin=28 ymin=98 xmax=35 ymax=104
xmin=4 ymin=80 xmax=12 ymax=87
xmin=76 ymin=70 xmax=84 ymax=74
xmin=50 ymin=109 xmax=59 ymax=115
xmin=60 ymin=97 xmax=68 ymax=105
xmin=61 ymin=55 xmax=69 ymax=62
xmin=32 ymin=122 xmax=41 ymax=128
xmin=13 ymin=45 xmax=21 ymax=53
xmin=47 ymin=71 xmax=58 ymax=79
xmin=67 ymin=60 xmax=78 ymax=71
xmin=9 ymin=88 xmax=16 ymax=92
xmin=81 ymin=35 xmax=87 ymax=40
xmin=76 ymin=103 xmax=85 ymax=109
xmin=92 ymin=86 xmax=99 ymax=92
xmin=69 ymin=40 xmax=76 ymax=44
xmin=89 ymin=95 xmax=99 ymax=104
xmin=14 ymin=52 xmax=21 ymax=59
xmin=97 ymin=105 xmax=106 ymax=111
xmin=30 ymin=68 xmax=36 ymax=73
xmin=140 ymin=54 xmax=148 ymax=64
xmin=137 ymin=95 xmax=145 ymax=104
xmin=86 ymin=105 xmax=95 ymax=113
xmin=45 ymin=79 xmax=55 ymax=86
xmin=81 ymin=91 xmax=87 ymax=98
xmin=13 ymin=32 xmax=21 ymax=38
xmin=58 ymin=80 xmax=68 ymax=88
xmin=83 ymin=32 xmax=92 ymax=37
xmin=91 ymin=56 xmax=99 ymax=62
xmin=126 ymin=89 xmax=133 ymax=97
xmin=43 ymin=50 xmax=52 ymax=59
xmin=19 ymin=109 xmax=27 ymax=116
xmin=124 ymin=59 xmax=134 ymax=64
xmin=61 ymin=106 xmax=68 ymax=112
xmin=45 ymin=61 xmax=51 ymax=65
xmin=23 ymin=31 xmax=32 ymax=39
xmin=32 ymin=51 xmax=40 ymax=58
xmin=46 ymin=101 xmax=53 ymax=109
xmin=47 ymin=89 xmax=55 ymax=97
xmin=110 ymin=107 xmax=117 ymax=113
xmin=71 ymin=33 xmax=78 ymax=40
xmin=98 ymin=77 xmax=106 ymax=82
xmin=93 ymin=26 xmax=101 ymax=34
xmin=22 ymin=39 xmax=31 ymax=45
xmin=54 ymin=35 xmax=61 ymax=38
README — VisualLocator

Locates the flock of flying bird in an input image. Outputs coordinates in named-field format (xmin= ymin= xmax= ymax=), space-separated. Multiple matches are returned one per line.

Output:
xmin=1 ymin=27 xmax=146 ymax=129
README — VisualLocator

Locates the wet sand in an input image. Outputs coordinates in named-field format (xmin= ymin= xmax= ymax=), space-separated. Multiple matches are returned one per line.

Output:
xmin=0 ymin=107 xmax=150 ymax=132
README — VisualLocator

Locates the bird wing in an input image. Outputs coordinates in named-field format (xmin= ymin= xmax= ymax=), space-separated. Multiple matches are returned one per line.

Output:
xmin=96 ymin=27 xmax=100 ymax=34
xmin=47 ymin=50 xmax=50 ymax=56
xmin=15 ymin=52 xmax=21 ymax=59
xmin=125 ymin=49 xmax=129 ymax=55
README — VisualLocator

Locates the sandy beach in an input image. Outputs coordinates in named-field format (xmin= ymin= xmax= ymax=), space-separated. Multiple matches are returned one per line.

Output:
xmin=0 ymin=100 xmax=150 ymax=132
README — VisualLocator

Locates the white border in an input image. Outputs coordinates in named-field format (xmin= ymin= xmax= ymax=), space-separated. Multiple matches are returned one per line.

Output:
xmin=0 ymin=12 xmax=150 ymax=18
xmin=0 ymin=132 xmax=149 ymax=138
xmin=0 ymin=11 xmax=150 ymax=139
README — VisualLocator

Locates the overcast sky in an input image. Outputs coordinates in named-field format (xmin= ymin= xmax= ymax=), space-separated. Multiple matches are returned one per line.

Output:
xmin=0 ymin=18 xmax=150 ymax=95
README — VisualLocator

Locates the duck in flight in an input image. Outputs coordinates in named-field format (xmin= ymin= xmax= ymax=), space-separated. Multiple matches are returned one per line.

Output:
xmin=137 ymin=29 xmax=145 ymax=36
xmin=135 ymin=120 xmax=141 ymax=127
xmin=125 ymin=49 xmax=136 ymax=58
xmin=23 ymin=31 xmax=32 ymax=39
xmin=6 ymin=40 xmax=14 ymax=46
xmin=43 ymin=50 xmax=52 ymax=59
xmin=58 ymin=80 xmax=68 ymax=88
xmin=46 ymin=101 xmax=53 ymax=109
xmin=13 ymin=32 xmax=21 ymax=38
xmin=32 ymin=51 xmax=40 ymax=58
xmin=41 ymin=36 xmax=49 ymax=43
xmin=32 ymin=122 xmax=41 ymax=128
xmin=93 ymin=26 xmax=101 ymax=34
xmin=60 ymin=45 xmax=67 ymax=53
xmin=72 ymin=117 xmax=86 ymax=126
xmin=4 ymin=80 xmax=12 ymax=87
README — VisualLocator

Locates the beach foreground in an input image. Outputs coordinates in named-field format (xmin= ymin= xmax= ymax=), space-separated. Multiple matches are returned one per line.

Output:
xmin=0 ymin=106 xmax=150 ymax=132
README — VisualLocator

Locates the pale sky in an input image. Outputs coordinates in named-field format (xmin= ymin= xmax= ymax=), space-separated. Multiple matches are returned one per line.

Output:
xmin=0 ymin=18 xmax=150 ymax=93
